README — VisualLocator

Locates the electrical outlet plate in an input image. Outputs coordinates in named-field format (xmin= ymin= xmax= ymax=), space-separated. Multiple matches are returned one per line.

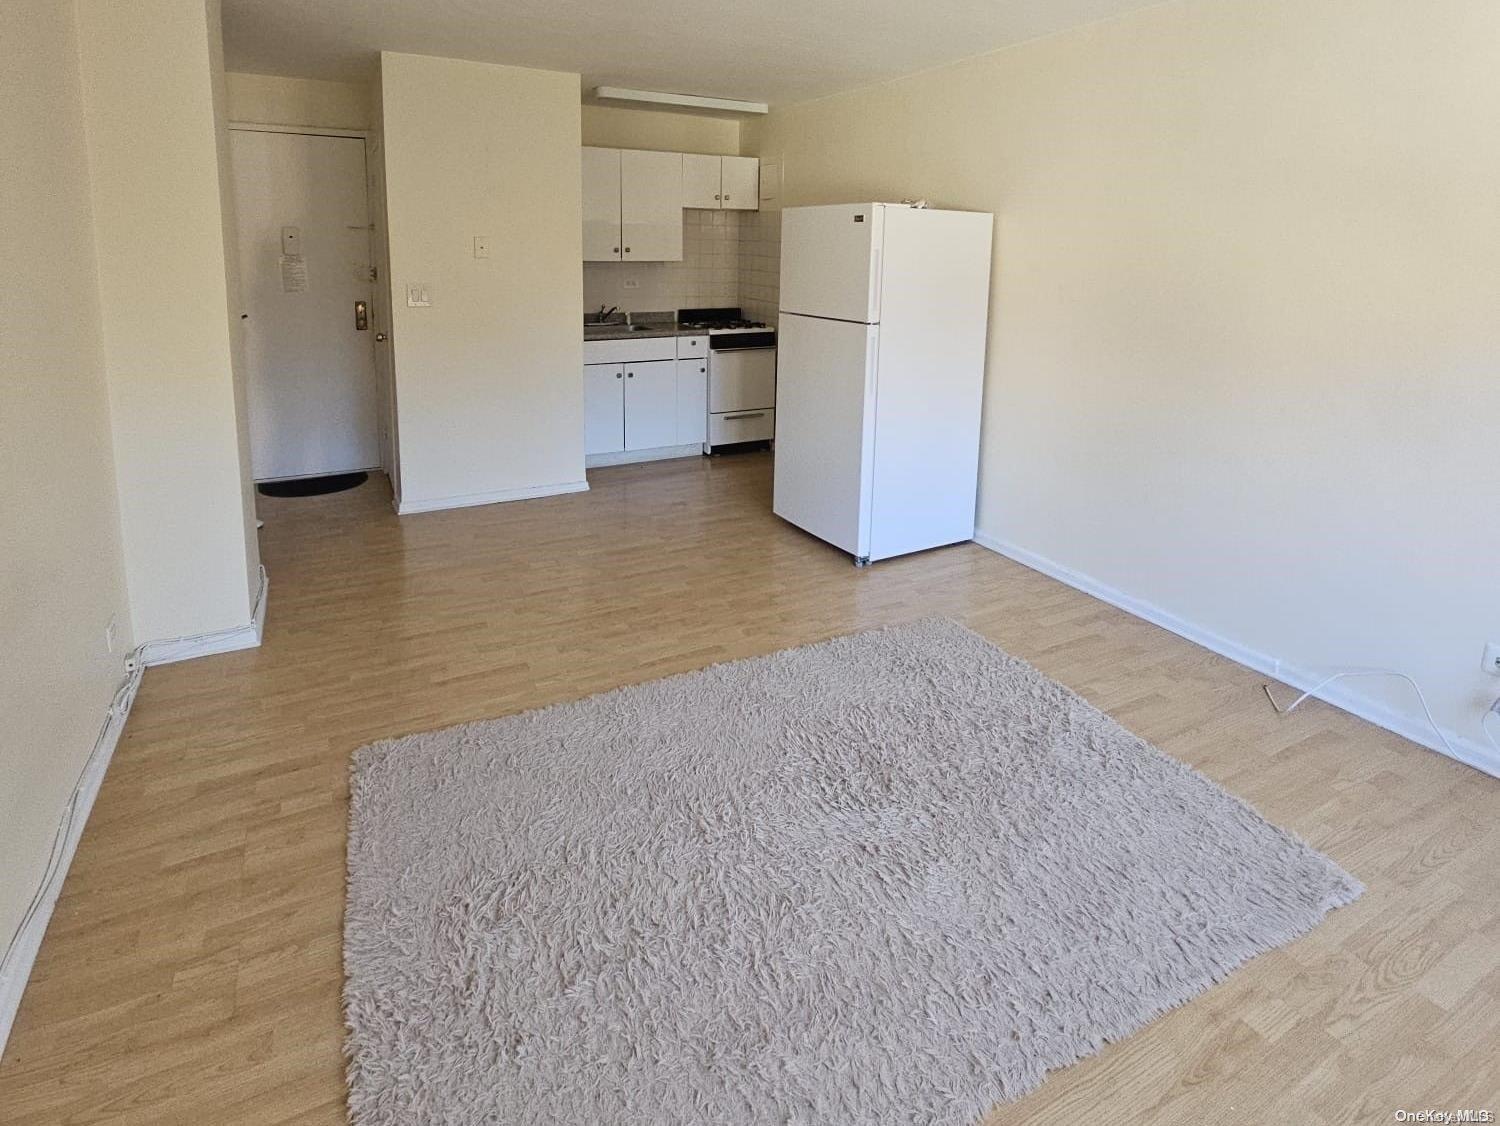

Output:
xmin=406 ymin=283 xmax=432 ymax=307
xmin=1483 ymin=642 xmax=1500 ymax=676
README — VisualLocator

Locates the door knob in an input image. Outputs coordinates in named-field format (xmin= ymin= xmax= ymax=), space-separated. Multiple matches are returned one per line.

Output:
xmin=375 ymin=333 xmax=388 ymax=342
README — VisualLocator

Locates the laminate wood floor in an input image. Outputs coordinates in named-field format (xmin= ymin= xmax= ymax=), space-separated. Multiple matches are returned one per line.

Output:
xmin=2 ymin=453 xmax=1496 ymax=1124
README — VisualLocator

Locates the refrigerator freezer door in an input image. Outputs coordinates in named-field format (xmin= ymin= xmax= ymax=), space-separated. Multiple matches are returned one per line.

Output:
xmin=778 ymin=204 xmax=885 ymax=324
xmin=772 ymin=313 xmax=878 ymax=559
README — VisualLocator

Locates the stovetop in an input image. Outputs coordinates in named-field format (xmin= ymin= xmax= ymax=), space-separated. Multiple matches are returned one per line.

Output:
xmin=677 ymin=306 xmax=769 ymax=333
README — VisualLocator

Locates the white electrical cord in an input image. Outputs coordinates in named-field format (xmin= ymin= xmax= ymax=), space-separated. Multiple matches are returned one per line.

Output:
xmin=1263 ymin=668 xmax=1500 ymax=760
xmin=0 ymin=664 xmax=142 ymax=987
xmin=2 ymin=566 xmax=268 ymax=989
xmin=1 ymin=565 xmax=266 ymax=987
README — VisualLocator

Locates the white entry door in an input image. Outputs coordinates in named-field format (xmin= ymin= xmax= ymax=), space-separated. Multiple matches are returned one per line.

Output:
xmin=230 ymin=129 xmax=380 ymax=481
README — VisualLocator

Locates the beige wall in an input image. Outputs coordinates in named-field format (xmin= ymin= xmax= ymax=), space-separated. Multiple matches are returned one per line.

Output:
xmin=582 ymin=104 xmax=739 ymax=155
xmin=77 ymin=0 xmax=260 ymax=641
xmin=226 ymin=71 xmax=373 ymax=131
xmin=381 ymin=52 xmax=585 ymax=510
xmin=0 ymin=0 xmax=133 ymax=972
xmin=745 ymin=0 xmax=1500 ymax=756
xmin=209 ymin=8 xmax=263 ymax=597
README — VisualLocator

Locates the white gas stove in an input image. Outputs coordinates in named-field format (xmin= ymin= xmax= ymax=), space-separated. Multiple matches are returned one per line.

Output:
xmin=677 ymin=308 xmax=778 ymax=453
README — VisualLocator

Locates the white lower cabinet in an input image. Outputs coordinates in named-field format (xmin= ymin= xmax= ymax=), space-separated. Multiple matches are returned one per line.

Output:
xmin=623 ymin=360 xmax=678 ymax=450
xmin=584 ymin=337 xmax=709 ymax=464
xmin=584 ymin=363 xmax=625 ymax=454
xmin=676 ymin=358 xmax=708 ymax=445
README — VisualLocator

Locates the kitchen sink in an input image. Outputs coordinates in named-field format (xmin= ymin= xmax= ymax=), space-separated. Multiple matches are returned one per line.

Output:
xmin=586 ymin=323 xmax=656 ymax=334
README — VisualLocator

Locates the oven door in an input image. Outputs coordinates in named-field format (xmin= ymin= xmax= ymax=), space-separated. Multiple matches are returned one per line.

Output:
xmin=709 ymin=346 xmax=777 ymax=413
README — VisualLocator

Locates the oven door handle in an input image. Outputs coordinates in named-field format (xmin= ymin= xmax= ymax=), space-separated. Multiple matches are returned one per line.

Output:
xmin=721 ymin=411 xmax=768 ymax=421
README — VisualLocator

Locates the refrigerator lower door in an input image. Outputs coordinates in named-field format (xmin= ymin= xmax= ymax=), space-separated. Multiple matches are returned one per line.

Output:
xmin=772 ymin=313 xmax=878 ymax=560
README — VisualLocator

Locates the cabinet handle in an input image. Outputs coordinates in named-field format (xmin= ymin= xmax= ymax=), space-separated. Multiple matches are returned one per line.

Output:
xmin=613 ymin=247 xmax=619 ymax=253
xmin=723 ymin=411 xmax=765 ymax=421
xmin=615 ymin=372 xmax=623 ymax=379
xmin=714 ymin=194 xmax=721 ymax=201
xmin=627 ymin=371 xmax=634 ymax=378
xmin=624 ymin=247 xmax=632 ymax=254
xmin=699 ymin=366 xmax=706 ymax=373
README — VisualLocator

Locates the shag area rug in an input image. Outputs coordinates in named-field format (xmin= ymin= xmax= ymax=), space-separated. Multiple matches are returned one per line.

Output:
xmin=344 ymin=618 xmax=1361 ymax=1125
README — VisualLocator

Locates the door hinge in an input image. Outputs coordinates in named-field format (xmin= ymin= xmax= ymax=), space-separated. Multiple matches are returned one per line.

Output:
xmin=368 ymin=266 xmax=379 ymax=282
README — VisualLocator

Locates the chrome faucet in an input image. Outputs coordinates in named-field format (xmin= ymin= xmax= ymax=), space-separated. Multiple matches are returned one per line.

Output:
xmin=597 ymin=304 xmax=618 ymax=323
xmin=625 ymin=310 xmax=634 ymax=327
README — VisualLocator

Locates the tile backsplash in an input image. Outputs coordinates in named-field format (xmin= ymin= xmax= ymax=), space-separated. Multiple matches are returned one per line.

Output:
xmin=582 ymin=208 xmax=782 ymax=324
xmin=737 ymin=209 xmax=781 ymax=326
xmin=584 ymin=211 xmax=743 ymax=317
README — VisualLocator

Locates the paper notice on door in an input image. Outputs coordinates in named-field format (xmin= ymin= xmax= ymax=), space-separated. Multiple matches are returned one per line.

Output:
xmin=279 ymin=254 xmax=308 ymax=293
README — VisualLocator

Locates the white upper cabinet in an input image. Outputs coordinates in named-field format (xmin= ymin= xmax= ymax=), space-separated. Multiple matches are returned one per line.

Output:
xmin=582 ymin=147 xmax=623 ymax=262
xmin=582 ymin=148 xmax=758 ymax=263
xmin=681 ymin=153 xmax=724 ymax=209
xmin=620 ymin=149 xmax=683 ymax=262
xmin=719 ymin=156 xmax=759 ymax=210
xmin=582 ymin=147 xmax=683 ymax=262
xmin=681 ymin=153 xmax=760 ymax=211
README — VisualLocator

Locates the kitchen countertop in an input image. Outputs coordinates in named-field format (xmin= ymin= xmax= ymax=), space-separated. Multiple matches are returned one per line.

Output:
xmin=582 ymin=320 xmax=686 ymax=341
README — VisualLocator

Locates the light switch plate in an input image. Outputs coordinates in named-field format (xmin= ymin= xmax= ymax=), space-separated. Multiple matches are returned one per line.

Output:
xmin=473 ymin=236 xmax=490 ymax=259
xmin=406 ymin=282 xmax=432 ymax=307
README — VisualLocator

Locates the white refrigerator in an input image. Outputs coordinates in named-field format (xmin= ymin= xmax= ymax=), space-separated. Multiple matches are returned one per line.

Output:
xmin=773 ymin=202 xmax=995 ymax=564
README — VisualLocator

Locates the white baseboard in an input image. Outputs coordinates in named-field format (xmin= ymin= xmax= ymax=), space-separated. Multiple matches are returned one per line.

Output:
xmin=973 ymin=531 xmax=1500 ymax=779
xmin=395 ymin=479 xmax=589 ymax=516
xmin=137 ymin=565 xmax=268 ymax=667
xmin=0 ymin=661 xmax=142 ymax=1060
xmin=586 ymin=445 xmax=702 ymax=469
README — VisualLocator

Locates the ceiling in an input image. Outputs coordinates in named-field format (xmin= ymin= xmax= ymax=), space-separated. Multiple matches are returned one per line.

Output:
xmin=222 ymin=0 xmax=1168 ymax=107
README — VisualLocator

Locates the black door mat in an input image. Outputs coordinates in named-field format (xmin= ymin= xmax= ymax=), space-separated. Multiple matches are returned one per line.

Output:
xmin=258 ymin=471 xmax=369 ymax=498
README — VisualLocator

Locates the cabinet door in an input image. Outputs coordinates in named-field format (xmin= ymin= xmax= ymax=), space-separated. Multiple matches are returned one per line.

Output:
xmin=620 ymin=149 xmax=683 ymax=262
xmin=681 ymin=153 xmax=722 ymax=209
xmin=582 ymin=147 xmax=622 ymax=261
xmin=583 ymin=364 xmax=625 ymax=454
xmin=623 ymin=360 xmax=679 ymax=450
xmin=720 ymin=156 xmax=759 ymax=210
xmin=675 ymin=358 xmax=708 ymax=445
